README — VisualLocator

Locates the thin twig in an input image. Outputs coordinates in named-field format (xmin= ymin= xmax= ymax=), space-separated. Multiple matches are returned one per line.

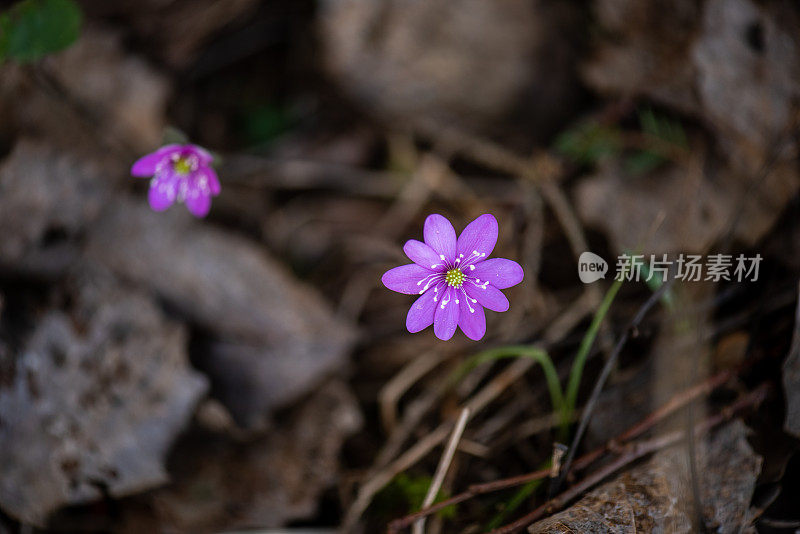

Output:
xmin=379 ymin=351 xmax=444 ymax=434
xmin=413 ymin=408 xmax=471 ymax=534
xmin=758 ymin=518 xmax=800 ymax=528
xmin=386 ymin=366 xmax=744 ymax=532
xmin=373 ymin=386 xmax=447 ymax=471
xmin=488 ymin=384 xmax=769 ymax=534
xmin=412 ymin=120 xmax=601 ymax=307
xmin=221 ymin=155 xmax=407 ymax=197
xmin=551 ymin=277 xmax=675 ymax=495
xmin=376 ymin=153 xmax=446 ymax=239
xmin=345 ymin=425 xmax=452 ymax=531
xmin=685 ymin=402 xmax=706 ymax=532
xmin=516 ymin=410 xmax=581 ymax=440
xmin=344 ymin=293 xmax=595 ymax=531
xmin=380 ymin=283 xmax=784 ymax=533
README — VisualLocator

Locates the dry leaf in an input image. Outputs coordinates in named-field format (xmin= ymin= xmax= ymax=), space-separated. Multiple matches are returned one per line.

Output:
xmin=0 ymin=269 xmax=207 ymax=525
xmin=144 ymin=380 xmax=362 ymax=531
xmin=86 ymin=199 xmax=356 ymax=427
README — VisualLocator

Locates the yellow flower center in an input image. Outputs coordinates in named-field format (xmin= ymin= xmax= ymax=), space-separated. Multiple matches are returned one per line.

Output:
xmin=173 ymin=157 xmax=193 ymax=175
xmin=445 ymin=268 xmax=465 ymax=288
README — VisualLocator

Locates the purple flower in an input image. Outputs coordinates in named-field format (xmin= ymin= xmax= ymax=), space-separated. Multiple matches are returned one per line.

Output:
xmin=382 ymin=214 xmax=524 ymax=341
xmin=131 ymin=144 xmax=220 ymax=218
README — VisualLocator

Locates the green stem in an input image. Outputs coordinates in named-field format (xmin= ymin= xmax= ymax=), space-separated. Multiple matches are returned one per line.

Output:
xmin=563 ymin=278 xmax=624 ymax=427
xmin=484 ymin=472 xmax=547 ymax=531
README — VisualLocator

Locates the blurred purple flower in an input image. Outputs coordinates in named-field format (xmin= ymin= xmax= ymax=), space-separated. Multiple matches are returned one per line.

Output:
xmin=382 ymin=214 xmax=524 ymax=341
xmin=131 ymin=144 xmax=220 ymax=218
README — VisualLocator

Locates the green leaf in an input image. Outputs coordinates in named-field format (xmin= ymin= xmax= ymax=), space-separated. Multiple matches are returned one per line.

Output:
xmin=638 ymin=106 xmax=687 ymax=148
xmin=624 ymin=150 xmax=665 ymax=175
xmin=0 ymin=14 xmax=10 ymax=60
xmin=625 ymin=107 xmax=687 ymax=175
xmin=0 ymin=0 xmax=82 ymax=64
xmin=555 ymin=121 xmax=622 ymax=166
xmin=485 ymin=475 xmax=546 ymax=530
xmin=240 ymin=103 xmax=292 ymax=146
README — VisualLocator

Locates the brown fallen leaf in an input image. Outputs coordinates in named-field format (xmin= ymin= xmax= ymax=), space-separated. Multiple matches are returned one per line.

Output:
xmin=79 ymin=0 xmax=260 ymax=67
xmin=528 ymin=420 xmax=762 ymax=533
xmin=713 ymin=331 xmax=750 ymax=371
xmin=0 ymin=140 xmax=110 ymax=277
xmin=584 ymin=0 xmax=800 ymax=174
xmin=139 ymin=380 xmax=362 ymax=531
xmin=583 ymin=0 xmax=700 ymax=117
xmin=318 ymin=0 xmax=582 ymax=136
xmin=579 ymin=0 xmax=799 ymax=256
xmin=86 ymin=198 xmax=356 ymax=427
xmin=0 ymin=27 xmax=170 ymax=154
xmin=574 ymin=150 xmax=795 ymax=254
xmin=0 ymin=268 xmax=208 ymax=526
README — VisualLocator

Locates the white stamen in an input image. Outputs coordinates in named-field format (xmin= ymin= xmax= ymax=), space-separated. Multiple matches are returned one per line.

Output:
xmin=459 ymin=287 xmax=475 ymax=313
xmin=458 ymin=249 xmax=488 ymax=270
xmin=416 ymin=272 xmax=444 ymax=294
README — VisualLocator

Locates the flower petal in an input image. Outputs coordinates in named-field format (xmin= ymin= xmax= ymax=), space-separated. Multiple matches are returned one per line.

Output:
xmin=148 ymin=176 xmax=178 ymax=211
xmin=434 ymin=286 xmax=460 ymax=340
xmin=403 ymin=239 xmax=446 ymax=270
xmin=465 ymin=281 xmax=509 ymax=312
xmin=424 ymin=214 xmax=457 ymax=264
xmin=471 ymin=258 xmax=524 ymax=289
xmin=406 ymin=286 xmax=440 ymax=333
xmin=382 ymin=264 xmax=438 ymax=295
xmin=185 ymin=193 xmax=212 ymax=218
xmin=458 ymin=295 xmax=486 ymax=341
xmin=200 ymin=167 xmax=221 ymax=195
xmin=131 ymin=144 xmax=182 ymax=177
xmin=187 ymin=144 xmax=214 ymax=165
xmin=456 ymin=213 xmax=498 ymax=264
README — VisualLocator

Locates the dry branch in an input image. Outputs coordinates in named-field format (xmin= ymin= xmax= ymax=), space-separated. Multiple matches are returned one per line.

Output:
xmin=387 ymin=370 xmax=759 ymax=532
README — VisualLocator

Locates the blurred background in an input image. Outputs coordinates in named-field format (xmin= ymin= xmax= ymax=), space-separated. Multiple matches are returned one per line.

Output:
xmin=0 ymin=0 xmax=799 ymax=532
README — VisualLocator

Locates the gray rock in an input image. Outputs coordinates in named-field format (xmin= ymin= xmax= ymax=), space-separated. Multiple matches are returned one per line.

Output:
xmin=0 ymin=271 xmax=207 ymax=526
xmin=528 ymin=420 xmax=762 ymax=533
